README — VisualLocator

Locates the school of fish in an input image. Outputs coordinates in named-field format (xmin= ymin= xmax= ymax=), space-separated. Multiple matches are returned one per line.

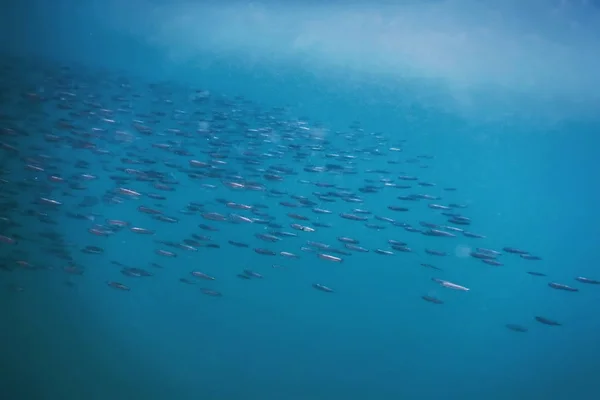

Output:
xmin=1 ymin=57 xmax=597 ymax=334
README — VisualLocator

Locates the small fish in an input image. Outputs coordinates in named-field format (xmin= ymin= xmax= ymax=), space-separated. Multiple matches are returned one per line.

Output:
xmin=243 ymin=269 xmax=263 ymax=279
xmin=575 ymin=276 xmax=600 ymax=284
xmin=482 ymin=259 xmax=503 ymax=266
xmin=423 ymin=229 xmax=455 ymax=238
xmin=520 ymin=254 xmax=542 ymax=261
xmin=318 ymin=253 xmax=343 ymax=263
xmin=338 ymin=236 xmax=359 ymax=244
xmin=476 ymin=248 xmax=502 ymax=257
xmin=254 ymin=248 xmax=276 ymax=256
xmin=432 ymin=278 xmax=469 ymax=291
xmin=505 ymin=324 xmax=528 ymax=333
xmin=527 ymin=271 xmax=546 ymax=277
xmin=548 ymin=282 xmax=578 ymax=292
xmin=290 ymin=223 xmax=315 ymax=232
xmin=200 ymin=288 xmax=222 ymax=297
xmin=425 ymin=249 xmax=447 ymax=256
xmin=374 ymin=249 xmax=394 ymax=256
xmin=107 ymin=281 xmax=130 ymax=291
xmin=503 ymin=247 xmax=528 ymax=255
xmin=421 ymin=295 xmax=443 ymax=304
xmin=191 ymin=271 xmax=215 ymax=280
xmin=345 ymin=244 xmax=369 ymax=252
xmin=81 ymin=245 xmax=103 ymax=254
xmin=421 ymin=263 xmax=442 ymax=271
xmin=535 ymin=316 xmax=561 ymax=326
xmin=313 ymin=283 xmax=334 ymax=293
xmin=121 ymin=267 xmax=152 ymax=277
xmin=463 ymin=231 xmax=485 ymax=239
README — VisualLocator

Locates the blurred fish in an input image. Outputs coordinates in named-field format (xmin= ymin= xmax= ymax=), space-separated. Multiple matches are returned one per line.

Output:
xmin=0 ymin=56 xmax=578 ymax=337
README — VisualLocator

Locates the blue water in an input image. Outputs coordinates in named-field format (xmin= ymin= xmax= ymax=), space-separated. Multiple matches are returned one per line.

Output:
xmin=2 ymin=1 xmax=600 ymax=399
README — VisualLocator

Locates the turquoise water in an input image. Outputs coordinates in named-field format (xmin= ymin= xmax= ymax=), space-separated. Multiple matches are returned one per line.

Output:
xmin=2 ymin=1 xmax=600 ymax=399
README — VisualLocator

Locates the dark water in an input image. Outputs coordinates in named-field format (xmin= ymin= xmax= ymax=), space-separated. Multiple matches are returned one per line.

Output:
xmin=1 ymin=1 xmax=600 ymax=399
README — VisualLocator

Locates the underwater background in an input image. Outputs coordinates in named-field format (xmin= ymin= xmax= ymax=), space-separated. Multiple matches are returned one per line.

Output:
xmin=1 ymin=0 xmax=599 ymax=399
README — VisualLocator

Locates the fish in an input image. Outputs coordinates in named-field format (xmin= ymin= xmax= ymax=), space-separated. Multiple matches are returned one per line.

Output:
xmin=421 ymin=263 xmax=442 ymax=271
xmin=535 ymin=316 xmax=561 ymax=326
xmin=482 ymin=259 xmax=503 ymax=266
xmin=200 ymin=288 xmax=222 ymax=297
xmin=191 ymin=271 xmax=215 ymax=280
xmin=313 ymin=283 xmax=334 ymax=293
xmin=432 ymin=278 xmax=470 ymax=291
xmin=423 ymin=229 xmax=456 ymax=238
xmin=425 ymin=249 xmax=447 ymax=257
xmin=527 ymin=271 xmax=547 ymax=277
xmin=422 ymin=295 xmax=443 ymax=304
xmin=521 ymin=254 xmax=542 ymax=261
xmin=318 ymin=253 xmax=343 ymax=263
xmin=503 ymin=247 xmax=528 ymax=255
xmin=575 ymin=276 xmax=600 ymax=284
xmin=463 ymin=231 xmax=485 ymax=239
xmin=0 ymin=55 xmax=570 ymax=338
xmin=121 ymin=267 xmax=153 ymax=277
xmin=548 ymin=282 xmax=579 ymax=292
xmin=505 ymin=324 xmax=528 ymax=333
xmin=243 ymin=269 xmax=263 ymax=279
xmin=107 ymin=281 xmax=130 ymax=291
